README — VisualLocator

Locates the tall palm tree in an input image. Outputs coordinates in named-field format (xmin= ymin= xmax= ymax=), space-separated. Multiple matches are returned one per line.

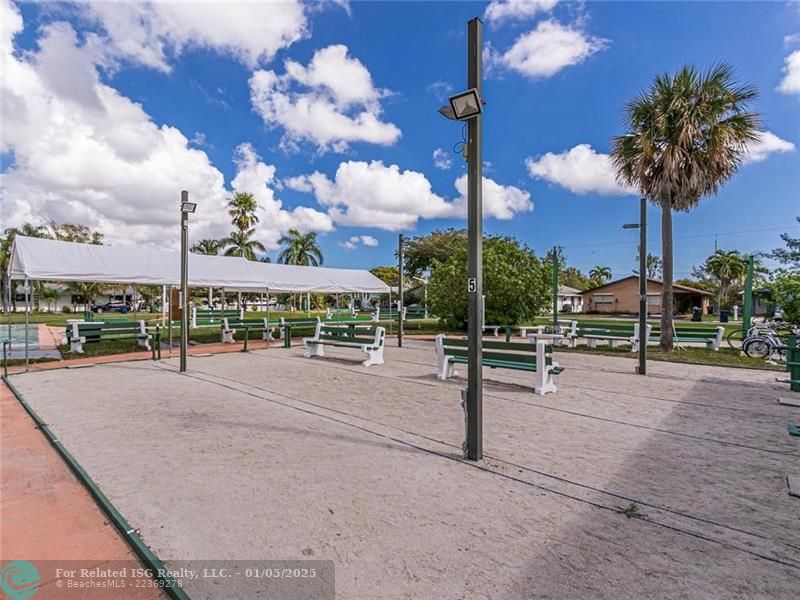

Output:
xmin=277 ymin=229 xmax=324 ymax=266
xmin=705 ymin=249 xmax=748 ymax=312
xmin=611 ymin=64 xmax=759 ymax=350
xmin=221 ymin=229 xmax=266 ymax=261
xmin=589 ymin=266 xmax=612 ymax=285
xmin=227 ymin=192 xmax=260 ymax=233
xmin=191 ymin=239 xmax=221 ymax=255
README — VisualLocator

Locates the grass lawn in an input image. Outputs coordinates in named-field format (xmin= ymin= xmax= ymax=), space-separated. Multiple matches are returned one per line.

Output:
xmin=559 ymin=345 xmax=784 ymax=371
xmin=58 ymin=338 xmax=147 ymax=359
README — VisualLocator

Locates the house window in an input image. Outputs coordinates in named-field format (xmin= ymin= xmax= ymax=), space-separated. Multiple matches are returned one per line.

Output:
xmin=647 ymin=294 xmax=661 ymax=306
xmin=593 ymin=294 xmax=614 ymax=304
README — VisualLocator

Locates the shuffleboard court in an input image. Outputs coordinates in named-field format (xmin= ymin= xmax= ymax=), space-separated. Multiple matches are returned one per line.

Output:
xmin=8 ymin=340 xmax=800 ymax=599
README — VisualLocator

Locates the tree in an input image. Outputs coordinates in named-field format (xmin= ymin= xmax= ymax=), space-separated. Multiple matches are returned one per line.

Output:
xmin=221 ymin=229 xmax=266 ymax=260
xmin=258 ymin=255 xmax=272 ymax=263
xmin=545 ymin=246 xmax=567 ymax=272
xmin=227 ymin=192 xmax=260 ymax=233
xmin=428 ymin=235 xmax=550 ymax=329
xmin=589 ymin=266 xmax=612 ymax=285
xmin=403 ymin=229 xmax=466 ymax=278
xmin=277 ymin=229 xmax=324 ymax=266
xmin=611 ymin=64 xmax=759 ymax=350
xmin=770 ymin=216 xmax=800 ymax=272
xmin=191 ymin=239 xmax=221 ymax=255
xmin=560 ymin=267 xmax=592 ymax=291
xmin=370 ymin=266 xmax=399 ymax=287
xmin=704 ymin=249 xmax=748 ymax=311
xmin=771 ymin=273 xmax=800 ymax=325
xmin=67 ymin=281 xmax=102 ymax=310
xmin=39 ymin=286 xmax=60 ymax=312
xmin=48 ymin=222 xmax=103 ymax=244
xmin=635 ymin=252 xmax=662 ymax=279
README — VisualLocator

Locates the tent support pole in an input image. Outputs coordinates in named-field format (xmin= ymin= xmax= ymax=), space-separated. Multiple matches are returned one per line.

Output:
xmin=6 ymin=274 xmax=12 ymax=363
xmin=24 ymin=277 xmax=29 ymax=371
xmin=161 ymin=285 xmax=166 ymax=326
xmin=265 ymin=287 xmax=270 ymax=349
xmin=168 ymin=286 xmax=173 ymax=359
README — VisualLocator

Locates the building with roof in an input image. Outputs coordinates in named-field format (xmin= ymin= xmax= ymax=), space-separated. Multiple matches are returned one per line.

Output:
xmin=581 ymin=276 xmax=711 ymax=316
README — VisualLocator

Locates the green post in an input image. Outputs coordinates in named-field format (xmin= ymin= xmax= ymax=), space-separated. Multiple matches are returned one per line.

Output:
xmin=284 ymin=325 xmax=292 ymax=348
xmin=552 ymin=245 xmax=559 ymax=331
xmin=242 ymin=326 xmax=249 ymax=353
xmin=742 ymin=255 xmax=754 ymax=333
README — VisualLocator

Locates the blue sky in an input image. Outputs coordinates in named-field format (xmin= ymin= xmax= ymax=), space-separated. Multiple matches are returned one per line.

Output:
xmin=2 ymin=0 xmax=798 ymax=280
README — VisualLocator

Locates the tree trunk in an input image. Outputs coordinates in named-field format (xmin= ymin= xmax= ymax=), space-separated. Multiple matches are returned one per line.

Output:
xmin=660 ymin=204 xmax=674 ymax=351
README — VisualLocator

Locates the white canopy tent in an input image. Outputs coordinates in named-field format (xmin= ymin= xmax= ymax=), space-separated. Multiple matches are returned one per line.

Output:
xmin=7 ymin=236 xmax=390 ymax=294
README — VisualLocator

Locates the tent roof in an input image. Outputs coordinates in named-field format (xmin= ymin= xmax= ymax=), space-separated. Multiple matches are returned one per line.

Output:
xmin=7 ymin=236 xmax=389 ymax=294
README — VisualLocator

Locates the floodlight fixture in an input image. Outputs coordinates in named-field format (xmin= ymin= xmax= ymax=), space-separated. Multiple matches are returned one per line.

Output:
xmin=438 ymin=105 xmax=457 ymax=121
xmin=181 ymin=201 xmax=197 ymax=213
xmin=448 ymin=88 xmax=482 ymax=121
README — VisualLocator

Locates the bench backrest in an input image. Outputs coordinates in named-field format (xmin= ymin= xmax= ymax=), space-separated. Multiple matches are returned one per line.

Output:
xmin=67 ymin=320 xmax=146 ymax=341
xmin=576 ymin=323 xmax=636 ymax=338
xmin=316 ymin=324 xmax=385 ymax=348
xmin=436 ymin=335 xmax=553 ymax=367
xmin=223 ymin=317 xmax=267 ymax=329
xmin=280 ymin=316 xmax=321 ymax=326
xmin=649 ymin=325 xmax=723 ymax=340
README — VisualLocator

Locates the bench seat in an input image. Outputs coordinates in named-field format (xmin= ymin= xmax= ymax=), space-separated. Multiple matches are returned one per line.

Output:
xmin=435 ymin=335 xmax=562 ymax=395
xmin=304 ymin=324 xmax=386 ymax=367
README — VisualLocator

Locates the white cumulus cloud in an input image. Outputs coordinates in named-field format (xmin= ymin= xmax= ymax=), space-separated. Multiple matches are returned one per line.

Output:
xmin=339 ymin=234 xmax=379 ymax=250
xmin=743 ymin=131 xmax=795 ymax=164
xmin=489 ymin=19 xmax=607 ymax=79
xmin=293 ymin=160 xmax=533 ymax=230
xmin=77 ymin=0 xmax=314 ymax=72
xmin=525 ymin=144 xmax=635 ymax=195
xmin=249 ymin=45 xmax=401 ymax=152
xmin=778 ymin=49 xmax=800 ymax=95
xmin=433 ymin=148 xmax=453 ymax=170
xmin=484 ymin=0 xmax=559 ymax=25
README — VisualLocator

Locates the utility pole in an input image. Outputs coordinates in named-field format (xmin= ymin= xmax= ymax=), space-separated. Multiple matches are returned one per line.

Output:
xmin=178 ymin=191 xmax=196 ymax=372
xmin=465 ymin=17 xmax=483 ymax=461
xmin=743 ymin=254 xmax=754 ymax=333
xmin=638 ymin=197 xmax=647 ymax=376
xmin=552 ymin=246 xmax=559 ymax=330
xmin=398 ymin=233 xmax=404 ymax=348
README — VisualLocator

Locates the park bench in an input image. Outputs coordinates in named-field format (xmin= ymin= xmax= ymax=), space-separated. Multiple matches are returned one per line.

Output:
xmin=434 ymin=334 xmax=563 ymax=395
xmin=326 ymin=307 xmax=356 ymax=319
xmin=220 ymin=317 xmax=276 ymax=346
xmin=777 ymin=336 xmax=800 ymax=394
xmin=191 ymin=307 xmax=242 ymax=328
xmin=649 ymin=325 xmax=725 ymax=350
xmin=405 ymin=307 xmax=428 ymax=320
xmin=279 ymin=316 xmax=321 ymax=347
xmin=303 ymin=323 xmax=386 ymax=367
xmin=375 ymin=306 xmax=406 ymax=321
xmin=64 ymin=320 xmax=151 ymax=354
xmin=569 ymin=322 xmax=650 ymax=352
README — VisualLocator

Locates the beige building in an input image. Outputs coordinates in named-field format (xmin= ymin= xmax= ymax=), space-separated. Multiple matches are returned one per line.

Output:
xmin=581 ymin=276 xmax=711 ymax=315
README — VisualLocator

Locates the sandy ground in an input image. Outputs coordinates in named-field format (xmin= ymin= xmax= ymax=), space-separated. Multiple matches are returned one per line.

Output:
xmin=8 ymin=339 xmax=800 ymax=599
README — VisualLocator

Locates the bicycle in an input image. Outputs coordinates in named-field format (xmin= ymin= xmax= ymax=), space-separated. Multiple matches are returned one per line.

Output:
xmin=741 ymin=323 xmax=799 ymax=360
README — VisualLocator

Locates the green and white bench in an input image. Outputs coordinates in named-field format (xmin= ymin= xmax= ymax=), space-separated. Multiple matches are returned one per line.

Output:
xmin=220 ymin=317 xmax=276 ymax=345
xmin=375 ymin=306 xmax=405 ymax=321
xmin=326 ymin=307 xmax=356 ymax=319
xmin=649 ymin=325 xmax=724 ymax=351
xmin=406 ymin=307 xmax=428 ymax=320
xmin=303 ymin=323 xmax=386 ymax=367
xmin=191 ymin=307 xmax=242 ymax=328
xmin=570 ymin=323 xmax=650 ymax=352
xmin=64 ymin=320 xmax=151 ymax=353
xmin=434 ymin=334 xmax=563 ymax=395
xmin=279 ymin=316 xmax=322 ymax=347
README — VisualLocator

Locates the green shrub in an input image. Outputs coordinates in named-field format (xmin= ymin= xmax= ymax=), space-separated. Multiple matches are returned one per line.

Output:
xmin=428 ymin=235 xmax=550 ymax=329
xmin=62 ymin=305 xmax=72 ymax=313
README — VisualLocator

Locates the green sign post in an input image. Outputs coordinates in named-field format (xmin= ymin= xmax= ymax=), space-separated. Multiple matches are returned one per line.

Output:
xmin=742 ymin=254 xmax=754 ymax=333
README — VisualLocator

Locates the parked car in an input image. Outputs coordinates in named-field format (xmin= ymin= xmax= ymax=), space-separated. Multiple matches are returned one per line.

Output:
xmin=91 ymin=301 xmax=130 ymax=313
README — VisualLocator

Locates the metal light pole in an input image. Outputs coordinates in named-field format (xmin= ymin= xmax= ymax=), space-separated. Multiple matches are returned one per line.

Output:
xmin=552 ymin=246 xmax=559 ymax=331
xmin=638 ymin=197 xmax=647 ymax=375
xmin=465 ymin=17 xmax=483 ymax=461
xmin=179 ymin=191 xmax=196 ymax=372
xmin=398 ymin=233 xmax=404 ymax=348
xmin=623 ymin=197 xmax=647 ymax=375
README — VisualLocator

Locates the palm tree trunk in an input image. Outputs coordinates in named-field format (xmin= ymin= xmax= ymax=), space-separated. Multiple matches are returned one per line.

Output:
xmin=660 ymin=204 xmax=674 ymax=351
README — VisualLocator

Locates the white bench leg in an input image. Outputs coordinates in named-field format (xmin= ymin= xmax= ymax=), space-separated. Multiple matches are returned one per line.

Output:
xmin=362 ymin=345 xmax=384 ymax=367
xmin=587 ymin=338 xmax=597 ymax=348
xmin=609 ymin=339 xmax=620 ymax=349
xmin=304 ymin=341 xmax=324 ymax=358
xmin=262 ymin=328 xmax=275 ymax=342
xmin=70 ymin=338 xmax=85 ymax=354
xmin=221 ymin=329 xmax=236 ymax=344
xmin=137 ymin=334 xmax=152 ymax=351
xmin=534 ymin=341 xmax=557 ymax=395
xmin=630 ymin=338 xmax=638 ymax=353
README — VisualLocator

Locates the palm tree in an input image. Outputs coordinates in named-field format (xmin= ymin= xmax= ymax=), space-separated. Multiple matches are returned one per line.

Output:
xmin=589 ymin=266 xmax=612 ymax=285
xmin=227 ymin=192 xmax=259 ymax=233
xmin=277 ymin=229 xmax=324 ymax=266
xmin=221 ymin=229 xmax=266 ymax=261
xmin=705 ymin=249 xmax=748 ymax=312
xmin=611 ymin=64 xmax=759 ymax=350
xmin=191 ymin=239 xmax=221 ymax=255
xmin=39 ymin=286 xmax=60 ymax=312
